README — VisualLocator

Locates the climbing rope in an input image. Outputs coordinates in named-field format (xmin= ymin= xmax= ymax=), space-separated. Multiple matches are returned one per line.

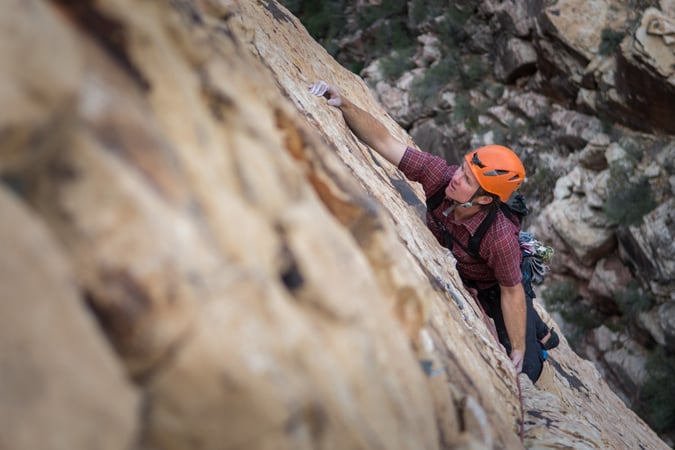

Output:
xmin=472 ymin=294 xmax=526 ymax=444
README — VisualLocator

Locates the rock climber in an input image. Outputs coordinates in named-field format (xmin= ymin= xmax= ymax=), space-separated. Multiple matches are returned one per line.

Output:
xmin=309 ymin=80 xmax=558 ymax=382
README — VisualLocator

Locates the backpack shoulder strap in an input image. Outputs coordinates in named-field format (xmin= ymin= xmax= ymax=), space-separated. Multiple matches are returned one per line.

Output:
xmin=425 ymin=185 xmax=447 ymax=212
xmin=467 ymin=205 xmax=499 ymax=257
xmin=469 ymin=197 xmax=526 ymax=257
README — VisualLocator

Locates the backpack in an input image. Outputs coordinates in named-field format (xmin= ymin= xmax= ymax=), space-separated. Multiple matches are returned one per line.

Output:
xmin=425 ymin=186 xmax=553 ymax=287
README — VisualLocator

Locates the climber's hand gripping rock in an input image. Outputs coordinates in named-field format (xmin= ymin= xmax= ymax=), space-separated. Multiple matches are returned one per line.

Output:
xmin=309 ymin=81 xmax=342 ymax=107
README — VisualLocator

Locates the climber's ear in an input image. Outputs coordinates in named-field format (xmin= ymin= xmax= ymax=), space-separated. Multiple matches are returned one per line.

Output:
xmin=474 ymin=194 xmax=495 ymax=206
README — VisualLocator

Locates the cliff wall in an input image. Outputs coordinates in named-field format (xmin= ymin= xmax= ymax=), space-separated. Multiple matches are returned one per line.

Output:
xmin=0 ymin=1 xmax=669 ymax=448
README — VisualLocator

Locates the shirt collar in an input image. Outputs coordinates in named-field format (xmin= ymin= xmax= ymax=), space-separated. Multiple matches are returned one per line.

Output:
xmin=449 ymin=206 xmax=491 ymax=234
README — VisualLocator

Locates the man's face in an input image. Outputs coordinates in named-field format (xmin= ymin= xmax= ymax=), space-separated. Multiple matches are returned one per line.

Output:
xmin=445 ymin=162 xmax=480 ymax=203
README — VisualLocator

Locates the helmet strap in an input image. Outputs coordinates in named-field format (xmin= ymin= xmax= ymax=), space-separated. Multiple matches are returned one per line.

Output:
xmin=459 ymin=190 xmax=482 ymax=208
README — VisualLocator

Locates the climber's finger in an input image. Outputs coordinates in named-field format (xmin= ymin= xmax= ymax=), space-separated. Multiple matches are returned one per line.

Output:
xmin=510 ymin=348 xmax=524 ymax=373
xmin=310 ymin=80 xmax=342 ymax=107
xmin=309 ymin=80 xmax=328 ymax=97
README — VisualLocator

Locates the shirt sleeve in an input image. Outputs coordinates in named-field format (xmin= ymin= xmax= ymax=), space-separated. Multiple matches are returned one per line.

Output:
xmin=482 ymin=217 xmax=523 ymax=287
xmin=398 ymin=147 xmax=455 ymax=198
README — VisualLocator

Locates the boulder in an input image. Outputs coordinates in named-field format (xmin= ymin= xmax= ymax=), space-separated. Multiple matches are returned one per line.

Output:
xmin=577 ymin=133 xmax=610 ymax=170
xmin=614 ymin=8 xmax=675 ymax=134
xmin=618 ymin=199 xmax=675 ymax=300
xmin=542 ymin=196 xmax=616 ymax=266
xmin=413 ymin=33 xmax=442 ymax=68
xmin=588 ymin=255 xmax=633 ymax=299
xmin=550 ymin=106 xmax=605 ymax=149
xmin=506 ymin=91 xmax=552 ymax=121
xmin=658 ymin=303 xmax=675 ymax=351
xmin=603 ymin=341 xmax=649 ymax=393
xmin=408 ymin=118 xmax=466 ymax=164
xmin=494 ymin=36 xmax=538 ymax=83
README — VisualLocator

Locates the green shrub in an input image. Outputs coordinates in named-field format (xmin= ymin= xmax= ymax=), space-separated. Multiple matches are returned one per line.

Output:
xmin=379 ymin=47 xmax=416 ymax=82
xmin=370 ymin=17 xmax=413 ymax=54
xmin=436 ymin=6 xmax=472 ymax=48
xmin=618 ymin=137 xmax=644 ymax=162
xmin=542 ymin=280 xmax=602 ymax=350
xmin=409 ymin=0 xmax=447 ymax=26
xmin=641 ymin=348 xmax=675 ymax=432
xmin=614 ymin=280 xmax=654 ymax=319
xmin=411 ymin=55 xmax=459 ymax=105
xmin=604 ymin=164 xmax=656 ymax=226
xmin=286 ymin=0 xmax=346 ymax=44
xmin=283 ymin=0 xmax=414 ymax=70
xmin=664 ymin=150 xmax=675 ymax=175
xmin=348 ymin=61 xmax=365 ymax=74
xmin=524 ymin=166 xmax=557 ymax=197
xmin=543 ymin=280 xmax=602 ymax=330
xmin=543 ymin=279 xmax=577 ymax=307
xmin=459 ymin=55 xmax=487 ymax=90
xmin=626 ymin=0 xmax=660 ymax=11
xmin=598 ymin=111 xmax=615 ymax=133
xmin=489 ymin=126 xmax=506 ymax=144
xmin=357 ymin=0 xmax=407 ymax=28
xmin=485 ymin=83 xmax=505 ymax=100
xmin=410 ymin=49 xmax=487 ymax=104
xmin=452 ymin=94 xmax=478 ymax=130
xmin=357 ymin=0 xmax=411 ymax=54
xmin=598 ymin=28 xmax=625 ymax=55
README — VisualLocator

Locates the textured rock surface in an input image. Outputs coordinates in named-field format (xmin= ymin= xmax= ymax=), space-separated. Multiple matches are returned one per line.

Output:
xmin=614 ymin=8 xmax=675 ymax=133
xmin=307 ymin=0 xmax=674 ymax=441
xmin=0 ymin=0 xmax=670 ymax=449
xmin=0 ymin=188 xmax=139 ymax=450
xmin=533 ymin=0 xmax=675 ymax=133
xmin=621 ymin=199 xmax=675 ymax=299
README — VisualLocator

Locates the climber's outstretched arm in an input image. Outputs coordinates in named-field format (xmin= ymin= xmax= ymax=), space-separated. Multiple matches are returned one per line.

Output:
xmin=310 ymin=81 xmax=407 ymax=166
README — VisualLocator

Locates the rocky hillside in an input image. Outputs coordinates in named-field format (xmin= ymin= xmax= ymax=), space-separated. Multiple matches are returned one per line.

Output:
xmin=0 ymin=0 xmax=671 ymax=449
xmin=286 ymin=0 xmax=675 ymax=443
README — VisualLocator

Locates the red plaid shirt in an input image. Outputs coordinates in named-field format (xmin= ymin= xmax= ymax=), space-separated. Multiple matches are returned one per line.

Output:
xmin=399 ymin=147 xmax=522 ymax=289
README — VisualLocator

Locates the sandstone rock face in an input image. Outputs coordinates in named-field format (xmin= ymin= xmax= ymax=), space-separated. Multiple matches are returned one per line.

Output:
xmin=493 ymin=37 xmax=538 ymax=83
xmin=0 ymin=188 xmax=139 ymax=450
xmin=0 ymin=1 xmax=670 ymax=449
xmin=536 ymin=166 xmax=616 ymax=272
xmin=619 ymin=199 xmax=675 ymax=300
xmin=614 ymin=8 xmax=675 ymax=133
xmin=306 ymin=0 xmax=674 ymax=442
xmin=531 ymin=0 xmax=675 ymax=133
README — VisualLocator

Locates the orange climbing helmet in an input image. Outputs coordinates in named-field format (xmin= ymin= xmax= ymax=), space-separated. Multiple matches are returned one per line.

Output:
xmin=464 ymin=145 xmax=526 ymax=202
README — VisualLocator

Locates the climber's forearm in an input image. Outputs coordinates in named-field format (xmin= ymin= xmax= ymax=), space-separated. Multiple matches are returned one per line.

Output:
xmin=500 ymin=284 xmax=527 ymax=354
xmin=339 ymin=98 xmax=406 ymax=166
